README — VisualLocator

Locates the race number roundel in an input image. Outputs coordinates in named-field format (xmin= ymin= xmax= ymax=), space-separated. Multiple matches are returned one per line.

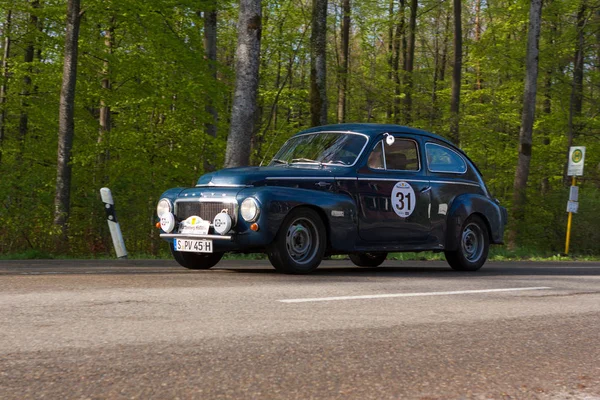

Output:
xmin=391 ymin=181 xmax=416 ymax=218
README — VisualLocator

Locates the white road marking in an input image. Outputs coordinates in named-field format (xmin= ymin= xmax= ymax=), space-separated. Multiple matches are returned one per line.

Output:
xmin=279 ymin=287 xmax=553 ymax=303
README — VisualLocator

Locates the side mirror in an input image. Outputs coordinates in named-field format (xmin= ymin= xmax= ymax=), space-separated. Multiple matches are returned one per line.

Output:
xmin=384 ymin=133 xmax=395 ymax=146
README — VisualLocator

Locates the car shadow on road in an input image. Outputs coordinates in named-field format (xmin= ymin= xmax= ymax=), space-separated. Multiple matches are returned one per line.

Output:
xmin=221 ymin=260 xmax=600 ymax=278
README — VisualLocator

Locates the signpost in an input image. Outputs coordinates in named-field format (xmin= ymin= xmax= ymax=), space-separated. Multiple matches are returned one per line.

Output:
xmin=564 ymin=146 xmax=585 ymax=255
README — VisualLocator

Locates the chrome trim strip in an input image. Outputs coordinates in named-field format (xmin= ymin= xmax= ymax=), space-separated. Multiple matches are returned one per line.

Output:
xmin=429 ymin=180 xmax=481 ymax=188
xmin=265 ymin=176 xmax=335 ymax=180
xmin=334 ymin=177 xmax=358 ymax=180
xmin=160 ymin=234 xmax=232 ymax=241
xmin=175 ymin=197 xmax=238 ymax=203
xmin=356 ymin=177 xmax=481 ymax=188
xmin=195 ymin=183 xmax=250 ymax=188
xmin=357 ymin=177 xmax=428 ymax=183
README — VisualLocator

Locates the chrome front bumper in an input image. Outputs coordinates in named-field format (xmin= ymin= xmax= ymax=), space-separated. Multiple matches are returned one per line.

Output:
xmin=160 ymin=233 xmax=232 ymax=241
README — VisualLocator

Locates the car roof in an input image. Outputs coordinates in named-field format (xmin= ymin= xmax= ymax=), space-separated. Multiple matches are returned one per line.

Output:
xmin=296 ymin=123 xmax=458 ymax=149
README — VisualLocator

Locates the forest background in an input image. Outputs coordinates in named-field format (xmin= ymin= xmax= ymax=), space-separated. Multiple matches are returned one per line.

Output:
xmin=0 ymin=0 xmax=599 ymax=258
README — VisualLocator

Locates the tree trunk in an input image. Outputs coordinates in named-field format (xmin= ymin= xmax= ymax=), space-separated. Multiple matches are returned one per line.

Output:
xmin=337 ymin=0 xmax=350 ymax=123
xmin=474 ymin=0 xmax=482 ymax=91
xmin=449 ymin=0 xmax=462 ymax=145
xmin=223 ymin=0 xmax=261 ymax=168
xmin=393 ymin=0 xmax=405 ymax=124
xmin=567 ymin=1 xmax=586 ymax=153
xmin=386 ymin=0 xmax=394 ymax=120
xmin=508 ymin=0 xmax=542 ymax=249
xmin=439 ymin=11 xmax=450 ymax=82
xmin=18 ymin=1 xmax=39 ymax=157
xmin=403 ymin=0 xmax=417 ymax=124
xmin=97 ymin=17 xmax=114 ymax=186
xmin=53 ymin=0 xmax=82 ymax=249
xmin=310 ymin=0 xmax=327 ymax=127
xmin=203 ymin=5 xmax=218 ymax=139
xmin=430 ymin=6 xmax=442 ymax=125
xmin=0 ymin=10 xmax=11 ymax=165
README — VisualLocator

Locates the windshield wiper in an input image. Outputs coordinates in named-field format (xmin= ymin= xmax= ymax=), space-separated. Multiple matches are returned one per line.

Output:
xmin=290 ymin=158 xmax=322 ymax=165
xmin=271 ymin=158 xmax=289 ymax=165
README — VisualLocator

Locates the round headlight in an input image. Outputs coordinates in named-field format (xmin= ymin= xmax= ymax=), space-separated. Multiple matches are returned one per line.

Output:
xmin=156 ymin=198 xmax=172 ymax=218
xmin=240 ymin=197 xmax=260 ymax=222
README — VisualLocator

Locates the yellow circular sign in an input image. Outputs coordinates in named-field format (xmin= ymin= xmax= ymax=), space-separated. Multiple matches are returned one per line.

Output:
xmin=572 ymin=149 xmax=583 ymax=163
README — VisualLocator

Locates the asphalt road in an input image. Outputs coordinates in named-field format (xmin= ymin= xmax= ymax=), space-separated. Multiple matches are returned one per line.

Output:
xmin=0 ymin=259 xmax=599 ymax=400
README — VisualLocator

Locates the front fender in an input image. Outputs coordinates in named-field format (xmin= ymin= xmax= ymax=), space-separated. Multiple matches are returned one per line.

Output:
xmin=445 ymin=194 xmax=505 ymax=250
xmin=238 ymin=187 xmax=358 ymax=251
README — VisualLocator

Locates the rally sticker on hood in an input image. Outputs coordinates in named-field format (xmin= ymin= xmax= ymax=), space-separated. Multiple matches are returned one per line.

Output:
xmin=391 ymin=181 xmax=416 ymax=218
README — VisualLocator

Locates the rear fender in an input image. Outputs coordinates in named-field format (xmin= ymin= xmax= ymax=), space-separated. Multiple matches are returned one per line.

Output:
xmin=445 ymin=194 xmax=505 ymax=250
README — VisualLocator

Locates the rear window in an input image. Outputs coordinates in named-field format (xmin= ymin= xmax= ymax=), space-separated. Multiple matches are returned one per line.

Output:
xmin=426 ymin=143 xmax=467 ymax=174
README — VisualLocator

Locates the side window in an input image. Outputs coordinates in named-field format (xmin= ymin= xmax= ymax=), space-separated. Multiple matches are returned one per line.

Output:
xmin=367 ymin=141 xmax=384 ymax=169
xmin=426 ymin=143 xmax=467 ymax=174
xmin=385 ymin=139 xmax=420 ymax=171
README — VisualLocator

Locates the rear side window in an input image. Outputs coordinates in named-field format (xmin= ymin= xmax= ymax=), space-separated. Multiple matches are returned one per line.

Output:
xmin=426 ymin=143 xmax=467 ymax=174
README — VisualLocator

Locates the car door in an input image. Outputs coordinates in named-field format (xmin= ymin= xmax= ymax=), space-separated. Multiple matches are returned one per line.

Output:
xmin=356 ymin=135 xmax=431 ymax=244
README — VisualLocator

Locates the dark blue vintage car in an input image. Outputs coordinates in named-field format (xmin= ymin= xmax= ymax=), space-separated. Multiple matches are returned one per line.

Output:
xmin=156 ymin=123 xmax=507 ymax=274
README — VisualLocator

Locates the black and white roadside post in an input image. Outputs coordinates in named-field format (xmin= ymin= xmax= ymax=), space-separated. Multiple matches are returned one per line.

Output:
xmin=100 ymin=188 xmax=128 ymax=259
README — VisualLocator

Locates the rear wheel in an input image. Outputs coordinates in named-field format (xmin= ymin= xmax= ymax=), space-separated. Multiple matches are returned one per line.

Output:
xmin=267 ymin=208 xmax=326 ymax=274
xmin=444 ymin=215 xmax=489 ymax=271
xmin=349 ymin=252 xmax=387 ymax=267
xmin=170 ymin=243 xmax=223 ymax=270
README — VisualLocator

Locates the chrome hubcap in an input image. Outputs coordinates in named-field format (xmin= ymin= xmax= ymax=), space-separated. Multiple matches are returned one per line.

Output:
xmin=285 ymin=218 xmax=318 ymax=265
xmin=461 ymin=223 xmax=483 ymax=262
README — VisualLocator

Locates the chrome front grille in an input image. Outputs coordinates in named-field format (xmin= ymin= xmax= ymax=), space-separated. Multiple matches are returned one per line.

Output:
xmin=175 ymin=200 xmax=237 ymax=224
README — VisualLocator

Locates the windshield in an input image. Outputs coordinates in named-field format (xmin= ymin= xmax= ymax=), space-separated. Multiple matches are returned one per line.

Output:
xmin=269 ymin=132 xmax=367 ymax=167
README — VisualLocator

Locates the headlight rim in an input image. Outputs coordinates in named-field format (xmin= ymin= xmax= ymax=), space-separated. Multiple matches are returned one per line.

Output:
xmin=240 ymin=197 xmax=260 ymax=222
xmin=156 ymin=198 xmax=173 ymax=218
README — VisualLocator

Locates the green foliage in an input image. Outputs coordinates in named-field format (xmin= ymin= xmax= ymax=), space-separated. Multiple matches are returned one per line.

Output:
xmin=0 ymin=0 xmax=598 ymax=257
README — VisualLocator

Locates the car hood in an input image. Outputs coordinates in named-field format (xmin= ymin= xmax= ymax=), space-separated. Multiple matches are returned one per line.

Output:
xmin=196 ymin=165 xmax=348 ymax=187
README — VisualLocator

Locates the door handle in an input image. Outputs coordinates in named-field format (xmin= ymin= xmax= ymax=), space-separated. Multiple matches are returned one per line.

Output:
xmin=420 ymin=186 xmax=431 ymax=193
xmin=315 ymin=181 xmax=332 ymax=188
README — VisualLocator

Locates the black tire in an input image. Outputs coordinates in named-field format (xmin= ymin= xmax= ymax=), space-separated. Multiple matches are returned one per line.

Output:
xmin=267 ymin=208 xmax=326 ymax=274
xmin=170 ymin=243 xmax=223 ymax=270
xmin=444 ymin=215 xmax=489 ymax=271
xmin=349 ymin=252 xmax=387 ymax=267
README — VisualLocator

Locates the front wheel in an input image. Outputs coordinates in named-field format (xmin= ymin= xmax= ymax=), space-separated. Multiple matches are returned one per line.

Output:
xmin=267 ymin=208 xmax=326 ymax=274
xmin=444 ymin=215 xmax=489 ymax=271
xmin=170 ymin=243 xmax=223 ymax=270
xmin=349 ymin=252 xmax=387 ymax=267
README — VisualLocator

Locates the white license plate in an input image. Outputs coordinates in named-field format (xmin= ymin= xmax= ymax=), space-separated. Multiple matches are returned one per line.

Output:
xmin=174 ymin=238 xmax=213 ymax=253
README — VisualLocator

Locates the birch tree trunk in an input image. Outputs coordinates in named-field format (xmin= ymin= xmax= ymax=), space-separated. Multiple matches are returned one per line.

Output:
xmin=310 ymin=0 xmax=327 ymax=127
xmin=0 ymin=10 xmax=11 ymax=165
xmin=223 ymin=0 xmax=261 ymax=168
xmin=53 ymin=0 xmax=82 ymax=248
xmin=97 ymin=17 xmax=114 ymax=186
xmin=508 ymin=0 xmax=542 ymax=249
xmin=337 ymin=0 xmax=350 ymax=123
xmin=449 ymin=0 xmax=462 ymax=145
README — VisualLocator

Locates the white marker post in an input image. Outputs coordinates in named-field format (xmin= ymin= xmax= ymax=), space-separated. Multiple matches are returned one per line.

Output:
xmin=100 ymin=188 xmax=128 ymax=259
